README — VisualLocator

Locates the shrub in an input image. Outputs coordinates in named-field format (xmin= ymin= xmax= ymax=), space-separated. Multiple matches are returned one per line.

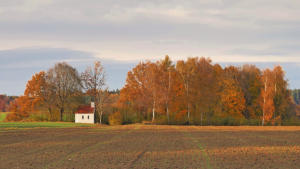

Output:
xmin=210 ymin=115 xmax=247 ymax=126
xmin=245 ymin=119 xmax=261 ymax=126
xmin=281 ymin=118 xmax=300 ymax=126
xmin=109 ymin=111 xmax=123 ymax=125
xmin=63 ymin=113 xmax=75 ymax=122
xmin=174 ymin=110 xmax=188 ymax=125
xmin=155 ymin=116 xmax=168 ymax=125
xmin=28 ymin=112 xmax=49 ymax=121
xmin=6 ymin=111 xmax=29 ymax=121
xmin=101 ymin=113 xmax=110 ymax=124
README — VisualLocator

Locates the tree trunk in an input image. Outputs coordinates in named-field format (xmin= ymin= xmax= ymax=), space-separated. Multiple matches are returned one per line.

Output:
xmin=166 ymin=105 xmax=169 ymax=124
xmin=262 ymin=97 xmax=265 ymax=126
xmin=99 ymin=104 xmax=103 ymax=124
xmin=201 ymin=112 xmax=203 ymax=126
xmin=152 ymin=100 xmax=156 ymax=122
xmin=262 ymin=78 xmax=267 ymax=126
xmin=274 ymin=83 xmax=277 ymax=121
xmin=99 ymin=111 xmax=103 ymax=124
xmin=167 ymin=69 xmax=171 ymax=124
xmin=48 ymin=107 xmax=52 ymax=121
xmin=187 ymin=83 xmax=190 ymax=124
xmin=187 ymin=104 xmax=190 ymax=124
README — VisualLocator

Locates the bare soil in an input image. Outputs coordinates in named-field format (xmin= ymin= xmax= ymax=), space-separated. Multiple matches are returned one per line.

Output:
xmin=0 ymin=125 xmax=299 ymax=169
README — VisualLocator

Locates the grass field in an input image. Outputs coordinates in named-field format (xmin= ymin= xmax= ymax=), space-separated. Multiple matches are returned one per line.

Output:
xmin=0 ymin=112 xmax=9 ymax=122
xmin=0 ymin=124 xmax=299 ymax=169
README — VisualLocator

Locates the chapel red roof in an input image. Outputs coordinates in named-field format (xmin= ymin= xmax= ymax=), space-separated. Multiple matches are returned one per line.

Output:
xmin=75 ymin=105 xmax=95 ymax=114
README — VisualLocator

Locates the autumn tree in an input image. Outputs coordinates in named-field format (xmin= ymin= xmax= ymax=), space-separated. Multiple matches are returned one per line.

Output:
xmin=260 ymin=69 xmax=275 ymax=125
xmin=7 ymin=73 xmax=49 ymax=121
xmin=191 ymin=57 xmax=218 ymax=125
xmin=272 ymin=66 xmax=292 ymax=121
xmin=81 ymin=61 xmax=107 ymax=124
xmin=143 ymin=62 xmax=161 ymax=122
xmin=176 ymin=58 xmax=197 ymax=124
xmin=47 ymin=62 xmax=82 ymax=121
xmin=7 ymin=72 xmax=55 ymax=121
xmin=121 ymin=61 xmax=165 ymax=122
xmin=98 ymin=89 xmax=110 ymax=124
xmin=121 ymin=62 xmax=150 ymax=121
xmin=239 ymin=65 xmax=263 ymax=119
xmin=220 ymin=67 xmax=246 ymax=119
xmin=157 ymin=55 xmax=174 ymax=123
xmin=24 ymin=71 xmax=46 ymax=110
xmin=6 ymin=96 xmax=31 ymax=121
xmin=24 ymin=71 xmax=57 ymax=120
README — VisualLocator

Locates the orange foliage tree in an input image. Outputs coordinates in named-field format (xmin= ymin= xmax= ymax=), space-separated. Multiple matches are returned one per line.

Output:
xmin=7 ymin=96 xmax=31 ymax=121
xmin=260 ymin=69 xmax=275 ymax=125
xmin=238 ymin=65 xmax=262 ymax=119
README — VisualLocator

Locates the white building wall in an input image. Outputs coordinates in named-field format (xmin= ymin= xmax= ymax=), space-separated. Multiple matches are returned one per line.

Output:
xmin=75 ymin=113 xmax=94 ymax=124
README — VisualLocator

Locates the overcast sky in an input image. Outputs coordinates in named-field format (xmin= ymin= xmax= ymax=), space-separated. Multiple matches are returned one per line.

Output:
xmin=1 ymin=0 xmax=300 ymax=95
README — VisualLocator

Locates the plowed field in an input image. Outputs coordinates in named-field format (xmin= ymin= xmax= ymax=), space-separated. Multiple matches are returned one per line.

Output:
xmin=0 ymin=125 xmax=299 ymax=169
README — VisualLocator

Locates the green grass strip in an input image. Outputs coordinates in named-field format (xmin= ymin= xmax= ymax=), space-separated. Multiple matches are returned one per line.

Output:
xmin=0 ymin=122 xmax=93 ymax=129
xmin=183 ymin=131 xmax=213 ymax=169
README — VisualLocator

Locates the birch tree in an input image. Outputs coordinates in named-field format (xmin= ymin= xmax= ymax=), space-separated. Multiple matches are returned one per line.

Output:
xmin=158 ymin=55 xmax=174 ymax=124
xmin=261 ymin=69 xmax=275 ymax=126
xmin=176 ymin=58 xmax=196 ymax=124
xmin=81 ymin=61 xmax=106 ymax=124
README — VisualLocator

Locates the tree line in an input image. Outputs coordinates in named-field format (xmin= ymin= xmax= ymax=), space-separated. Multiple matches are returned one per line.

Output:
xmin=5 ymin=56 xmax=300 ymax=125
xmin=118 ymin=56 xmax=299 ymax=125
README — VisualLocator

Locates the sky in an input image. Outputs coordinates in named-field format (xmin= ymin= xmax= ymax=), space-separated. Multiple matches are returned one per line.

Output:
xmin=1 ymin=0 xmax=300 ymax=95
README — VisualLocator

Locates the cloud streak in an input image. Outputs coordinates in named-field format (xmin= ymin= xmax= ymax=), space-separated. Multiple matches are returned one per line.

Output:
xmin=0 ymin=47 xmax=136 ymax=95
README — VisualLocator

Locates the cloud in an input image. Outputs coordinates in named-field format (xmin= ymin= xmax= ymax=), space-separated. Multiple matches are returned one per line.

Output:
xmin=0 ymin=47 xmax=96 ymax=69
xmin=1 ymin=0 xmax=300 ymax=60
xmin=0 ymin=0 xmax=300 ymax=94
